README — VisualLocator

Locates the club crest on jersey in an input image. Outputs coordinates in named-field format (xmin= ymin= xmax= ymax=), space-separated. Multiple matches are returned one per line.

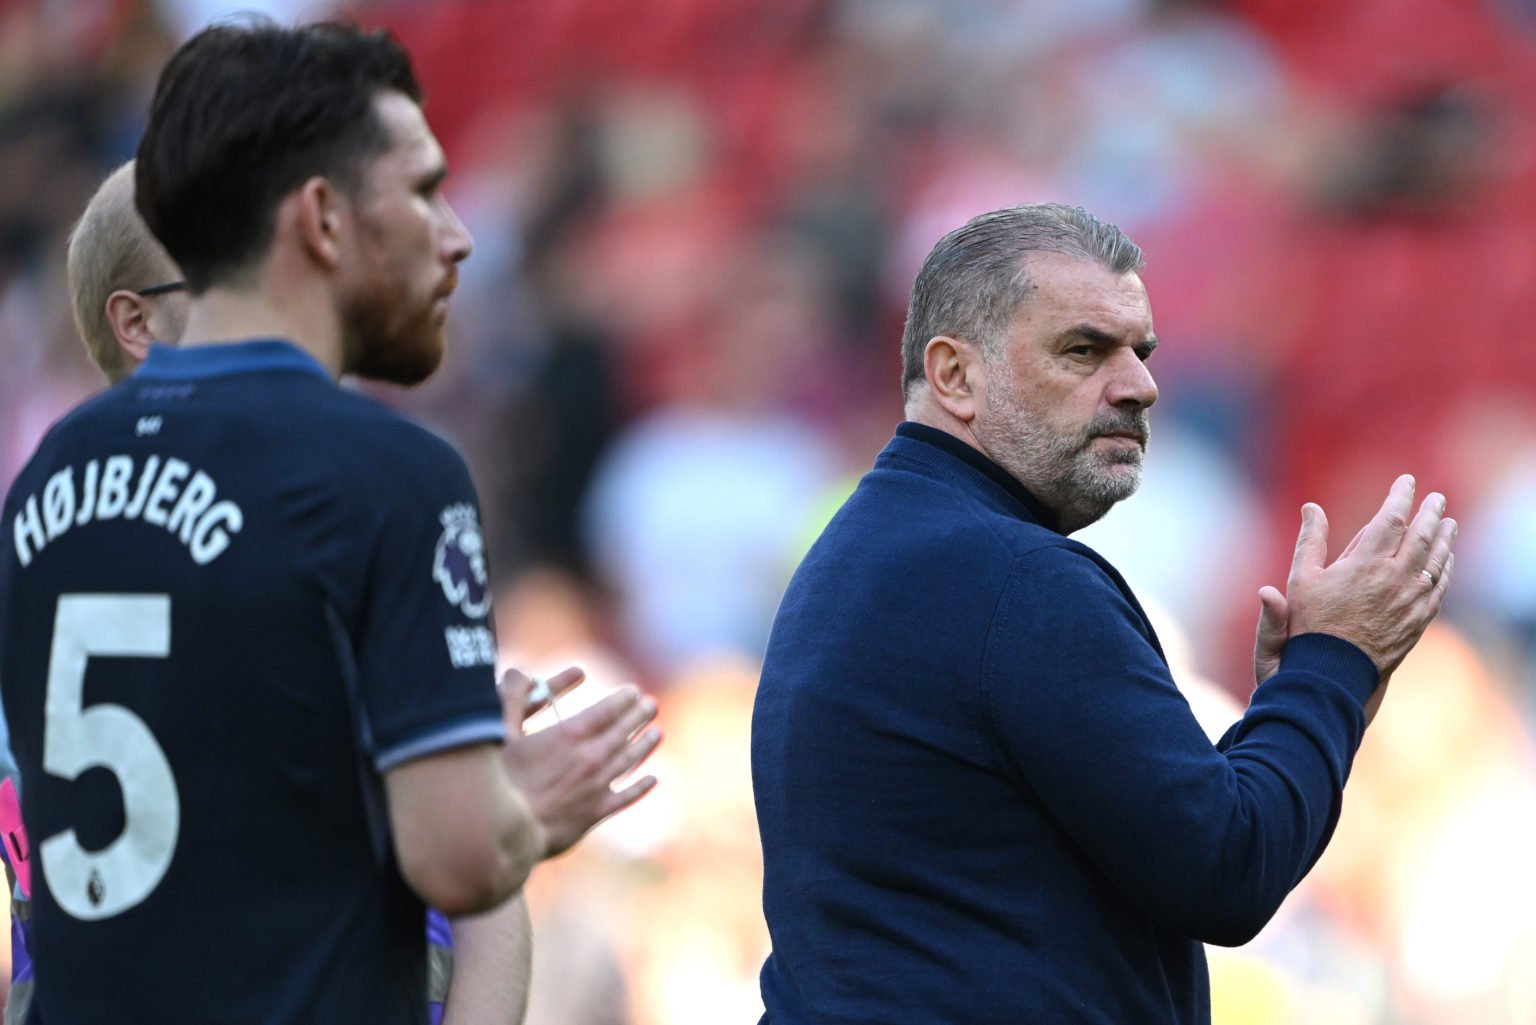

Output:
xmin=433 ymin=503 xmax=491 ymax=619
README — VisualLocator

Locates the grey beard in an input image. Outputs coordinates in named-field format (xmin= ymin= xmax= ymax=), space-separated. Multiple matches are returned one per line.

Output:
xmin=981 ymin=403 xmax=1147 ymax=533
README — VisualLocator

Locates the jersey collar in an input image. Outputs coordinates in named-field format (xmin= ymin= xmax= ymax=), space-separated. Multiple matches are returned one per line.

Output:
xmin=894 ymin=420 xmax=1062 ymax=532
xmin=136 ymin=340 xmax=332 ymax=383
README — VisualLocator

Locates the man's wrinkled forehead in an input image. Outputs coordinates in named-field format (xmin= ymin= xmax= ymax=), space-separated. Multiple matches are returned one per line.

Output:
xmin=1014 ymin=253 xmax=1154 ymax=339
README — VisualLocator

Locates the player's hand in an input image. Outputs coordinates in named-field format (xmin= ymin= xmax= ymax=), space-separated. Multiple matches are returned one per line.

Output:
xmin=1282 ymin=475 xmax=1457 ymax=680
xmin=504 ymin=664 xmax=584 ymax=724
xmin=497 ymin=667 xmax=661 ymax=860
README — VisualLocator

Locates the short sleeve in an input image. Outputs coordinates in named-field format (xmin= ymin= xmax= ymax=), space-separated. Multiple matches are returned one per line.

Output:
xmin=351 ymin=433 xmax=505 ymax=771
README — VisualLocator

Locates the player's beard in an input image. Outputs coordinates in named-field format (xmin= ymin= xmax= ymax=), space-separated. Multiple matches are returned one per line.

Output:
xmin=979 ymin=382 xmax=1148 ymax=533
xmin=339 ymin=282 xmax=446 ymax=386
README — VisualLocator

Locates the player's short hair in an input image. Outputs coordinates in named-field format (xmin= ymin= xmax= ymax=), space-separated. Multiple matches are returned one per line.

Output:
xmin=66 ymin=161 xmax=177 ymax=382
xmin=900 ymin=203 xmax=1144 ymax=396
xmin=135 ymin=18 xmax=422 ymax=293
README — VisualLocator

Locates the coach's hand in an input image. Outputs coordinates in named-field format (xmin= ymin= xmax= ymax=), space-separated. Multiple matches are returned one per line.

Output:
xmin=1281 ymin=474 xmax=1457 ymax=695
xmin=497 ymin=667 xmax=661 ymax=859
xmin=1252 ymin=584 xmax=1288 ymax=686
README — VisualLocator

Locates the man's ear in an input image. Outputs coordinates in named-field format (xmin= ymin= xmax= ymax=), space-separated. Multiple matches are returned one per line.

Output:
xmin=924 ymin=335 xmax=982 ymax=424
xmin=292 ymin=176 xmax=344 ymax=269
xmin=105 ymin=289 xmax=155 ymax=365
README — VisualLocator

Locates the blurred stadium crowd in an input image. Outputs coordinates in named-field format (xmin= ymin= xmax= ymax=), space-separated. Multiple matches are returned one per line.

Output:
xmin=2 ymin=0 xmax=1535 ymax=1022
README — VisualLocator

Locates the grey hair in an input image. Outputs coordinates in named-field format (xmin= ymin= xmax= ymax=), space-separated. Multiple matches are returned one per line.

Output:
xmin=899 ymin=203 xmax=1144 ymax=396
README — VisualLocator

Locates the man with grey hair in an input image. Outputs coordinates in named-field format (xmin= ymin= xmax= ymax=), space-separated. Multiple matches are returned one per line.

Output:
xmin=752 ymin=202 xmax=1457 ymax=1023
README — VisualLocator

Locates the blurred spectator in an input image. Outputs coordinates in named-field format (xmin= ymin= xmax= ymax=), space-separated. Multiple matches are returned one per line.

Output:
xmin=616 ymin=658 xmax=768 ymax=1025
xmin=573 ymin=220 xmax=843 ymax=676
xmin=1436 ymin=394 xmax=1536 ymax=722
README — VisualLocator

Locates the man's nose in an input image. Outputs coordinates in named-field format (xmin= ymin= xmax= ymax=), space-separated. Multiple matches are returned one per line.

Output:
xmin=440 ymin=197 xmax=474 ymax=264
xmin=1107 ymin=349 xmax=1158 ymax=409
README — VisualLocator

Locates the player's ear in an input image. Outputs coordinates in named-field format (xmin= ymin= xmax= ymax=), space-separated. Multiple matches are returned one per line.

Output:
xmin=924 ymin=335 xmax=981 ymax=424
xmin=105 ymin=289 xmax=155 ymax=366
xmin=293 ymin=176 xmax=344 ymax=270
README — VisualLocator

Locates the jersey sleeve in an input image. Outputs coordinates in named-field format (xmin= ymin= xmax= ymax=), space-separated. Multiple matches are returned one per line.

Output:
xmin=979 ymin=543 xmax=1378 ymax=945
xmin=349 ymin=430 xmax=506 ymax=772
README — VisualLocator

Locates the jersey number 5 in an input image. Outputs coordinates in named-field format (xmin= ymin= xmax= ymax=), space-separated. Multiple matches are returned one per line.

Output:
xmin=41 ymin=594 xmax=179 ymax=920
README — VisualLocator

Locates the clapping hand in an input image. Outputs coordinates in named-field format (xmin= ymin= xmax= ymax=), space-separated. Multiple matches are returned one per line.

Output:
xmin=498 ymin=666 xmax=662 ymax=859
xmin=1252 ymin=475 xmax=1457 ymax=724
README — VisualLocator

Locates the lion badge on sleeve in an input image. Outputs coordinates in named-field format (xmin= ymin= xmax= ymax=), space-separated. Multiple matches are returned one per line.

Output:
xmin=433 ymin=503 xmax=492 ymax=619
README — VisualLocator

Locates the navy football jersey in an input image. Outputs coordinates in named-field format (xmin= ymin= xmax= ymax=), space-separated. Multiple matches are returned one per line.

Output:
xmin=0 ymin=340 xmax=505 ymax=1024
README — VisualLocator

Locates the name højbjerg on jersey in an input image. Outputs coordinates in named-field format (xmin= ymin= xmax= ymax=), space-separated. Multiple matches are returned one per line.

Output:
xmin=11 ymin=454 xmax=243 ymax=568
